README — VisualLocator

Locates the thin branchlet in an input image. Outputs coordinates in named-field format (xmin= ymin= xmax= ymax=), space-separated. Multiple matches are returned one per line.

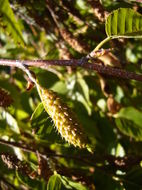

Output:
xmin=0 ymin=59 xmax=142 ymax=82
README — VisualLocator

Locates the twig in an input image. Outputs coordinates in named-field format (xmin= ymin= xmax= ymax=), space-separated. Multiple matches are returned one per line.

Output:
xmin=46 ymin=0 xmax=88 ymax=53
xmin=1 ymin=138 xmax=142 ymax=188
xmin=0 ymin=59 xmax=142 ymax=82
xmin=0 ymin=139 xmax=142 ymax=170
xmin=0 ymin=139 xmax=35 ymax=154
xmin=0 ymin=139 xmax=92 ymax=166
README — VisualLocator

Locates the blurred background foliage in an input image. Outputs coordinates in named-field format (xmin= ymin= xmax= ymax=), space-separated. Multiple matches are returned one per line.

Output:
xmin=0 ymin=0 xmax=142 ymax=189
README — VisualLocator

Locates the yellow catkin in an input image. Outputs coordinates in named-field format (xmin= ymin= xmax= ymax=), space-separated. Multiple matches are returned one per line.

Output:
xmin=37 ymin=85 xmax=88 ymax=149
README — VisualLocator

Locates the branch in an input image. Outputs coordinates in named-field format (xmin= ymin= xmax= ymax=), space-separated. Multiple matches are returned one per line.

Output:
xmin=0 ymin=139 xmax=142 ymax=171
xmin=0 ymin=58 xmax=142 ymax=82
xmin=0 ymin=138 xmax=92 ymax=166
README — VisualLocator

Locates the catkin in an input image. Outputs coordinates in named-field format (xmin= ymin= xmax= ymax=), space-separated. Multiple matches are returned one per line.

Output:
xmin=37 ymin=85 xmax=88 ymax=149
xmin=0 ymin=88 xmax=13 ymax=108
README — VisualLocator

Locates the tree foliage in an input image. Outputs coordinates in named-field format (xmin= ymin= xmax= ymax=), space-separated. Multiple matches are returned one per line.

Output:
xmin=0 ymin=0 xmax=142 ymax=189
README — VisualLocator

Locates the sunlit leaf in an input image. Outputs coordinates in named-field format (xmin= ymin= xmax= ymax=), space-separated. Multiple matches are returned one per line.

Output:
xmin=106 ymin=8 xmax=142 ymax=38
xmin=47 ymin=174 xmax=64 ymax=190
xmin=67 ymin=72 xmax=92 ymax=115
xmin=31 ymin=103 xmax=62 ymax=143
xmin=61 ymin=176 xmax=89 ymax=190
xmin=115 ymin=107 xmax=142 ymax=140
xmin=47 ymin=174 xmax=89 ymax=190
xmin=115 ymin=118 xmax=142 ymax=140
xmin=0 ymin=0 xmax=25 ymax=45
xmin=0 ymin=108 xmax=20 ymax=134
xmin=115 ymin=107 xmax=142 ymax=127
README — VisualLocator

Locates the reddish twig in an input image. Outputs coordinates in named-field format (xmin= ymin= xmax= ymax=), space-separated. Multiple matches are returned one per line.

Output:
xmin=0 ymin=58 xmax=142 ymax=82
xmin=0 ymin=138 xmax=142 ymax=170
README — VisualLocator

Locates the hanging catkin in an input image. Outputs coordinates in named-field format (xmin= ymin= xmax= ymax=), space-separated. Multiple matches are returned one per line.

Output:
xmin=36 ymin=84 xmax=89 ymax=149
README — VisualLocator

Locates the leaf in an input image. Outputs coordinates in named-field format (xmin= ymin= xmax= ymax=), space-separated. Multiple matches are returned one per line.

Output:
xmin=123 ymin=167 xmax=142 ymax=190
xmin=47 ymin=174 xmax=64 ymax=190
xmin=61 ymin=176 xmax=89 ymax=190
xmin=105 ymin=8 xmax=142 ymax=38
xmin=114 ymin=107 xmax=142 ymax=140
xmin=30 ymin=103 xmax=48 ymax=129
xmin=0 ymin=0 xmax=25 ymax=45
xmin=51 ymin=81 xmax=67 ymax=95
xmin=47 ymin=174 xmax=89 ymax=190
xmin=115 ymin=118 xmax=142 ymax=140
xmin=0 ymin=108 xmax=20 ymax=134
xmin=94 ymin=168 xmax=124 ymax=190
xmin=30 ymin=103 xmax=62 ymax=143
xmin=115 ymin=107 xmax=142 ymax=127
xmin=16 ymin=171 xmax=46 ymax=190
xmin=67 ymin=73 xmax=92 ymax=115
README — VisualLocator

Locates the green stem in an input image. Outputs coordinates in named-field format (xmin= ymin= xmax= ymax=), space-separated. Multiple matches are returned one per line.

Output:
xmin=94 ymin=36 xmax=111 ymax=51
xmin=87 ymin=36 xmax=112 ymax=58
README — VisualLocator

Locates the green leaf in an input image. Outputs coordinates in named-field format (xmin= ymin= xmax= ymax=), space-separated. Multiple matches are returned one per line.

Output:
xmin=114 ymin=107 xmax=142 ymax=140
xmin=0 ymin=0 xmax=25 ymax=45
xmin=115 ymin=118 xmax=142 ymax=140
xmin=105 ymin=8 xmax=142 ymax=38
xmin=115 ymin=107 xmax=142 ymax=127
xmin=61 ymin=176 xmax=89 ymax=190
xmin=47 ymin=174 xmax=64 ymax=190
xmin=0 ymin=108 xmax=20 ymax=134
xmin=94 ymin=168 xmax=124 ymax=190
xmin=30 ymin=103 xmax=48 ymax=129
xmin=31 ymin=103 xmax=62 ymax=143
xmin=51 ymin=81 xmax=67 ymax=95
xmin=16 ymin=171 xmax=46 ymax=190
xmin=47 ymin=174 xmax=89 ymax=190
xmin=67 ymin=73 xmax=92 ymax=115
xmin=123 ymin=167 xmax=142 ymax=190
